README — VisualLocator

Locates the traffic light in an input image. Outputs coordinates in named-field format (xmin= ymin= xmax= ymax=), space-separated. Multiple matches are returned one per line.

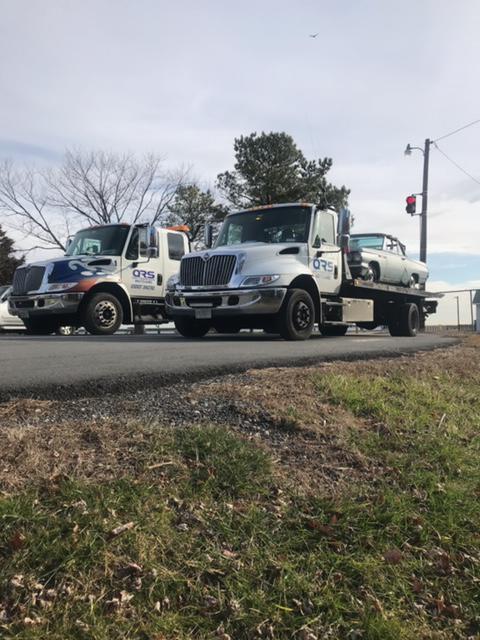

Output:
xmin=405 ymin=195 xmax=416 ymax=215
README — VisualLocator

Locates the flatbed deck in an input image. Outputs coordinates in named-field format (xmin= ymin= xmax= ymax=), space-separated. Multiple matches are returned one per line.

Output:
xmin=342 ymin=279 xmax=442 ymax=299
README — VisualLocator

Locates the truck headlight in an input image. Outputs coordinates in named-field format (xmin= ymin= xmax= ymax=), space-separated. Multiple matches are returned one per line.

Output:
xmin=47 ymin=283 xmax=78 ymax=291
xmin=240 ymin=275 xmax=280 ymax=287
xmin=166 ymin=274 xmax=180 ymax=290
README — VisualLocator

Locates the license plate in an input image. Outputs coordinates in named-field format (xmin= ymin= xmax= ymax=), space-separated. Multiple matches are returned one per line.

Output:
xmin=194 ymin=308 xmax=212 ymax=319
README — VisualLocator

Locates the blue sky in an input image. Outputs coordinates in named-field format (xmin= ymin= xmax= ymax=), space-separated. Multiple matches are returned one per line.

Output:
xmin=0 ymin=0 xmax=479 ymax=308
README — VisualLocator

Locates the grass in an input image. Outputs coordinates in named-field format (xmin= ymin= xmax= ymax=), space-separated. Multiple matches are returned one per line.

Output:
xmin=1 ymin=342 xmax=480 ymax=638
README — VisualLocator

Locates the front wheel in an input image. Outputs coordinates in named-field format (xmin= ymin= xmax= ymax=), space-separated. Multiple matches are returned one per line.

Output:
xmin=174 ymin=317 xmax=211 ymax=338
xmin=23 ymin=318 xmax=60 ymax=335
xmin=364 ymin=263 xmax=380 ymax=283
xmin=213 ymin=320 xmax=241 ymax=334
xmin=277 ymin=289 xmax=315 ymax=341
xmin=83 ymin=293 xmax=123 ymax=335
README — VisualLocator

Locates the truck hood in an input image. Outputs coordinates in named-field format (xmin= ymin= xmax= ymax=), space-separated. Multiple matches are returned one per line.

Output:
xmin=196 ymin=243 xmax=307 ymax=276
xmin=35 ymin=255 xmax=119 ymax=283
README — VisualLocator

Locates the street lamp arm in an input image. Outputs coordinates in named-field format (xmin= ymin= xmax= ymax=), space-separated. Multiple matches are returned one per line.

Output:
xmin=404 ymin=143 xmax=427 ymax=156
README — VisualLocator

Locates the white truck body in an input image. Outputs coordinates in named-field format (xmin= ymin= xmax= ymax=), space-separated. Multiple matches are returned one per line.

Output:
xmin=9 ymin=223 xmax=189 ymax=335
xmin=166 ymin=203 xmax=437 ymax=340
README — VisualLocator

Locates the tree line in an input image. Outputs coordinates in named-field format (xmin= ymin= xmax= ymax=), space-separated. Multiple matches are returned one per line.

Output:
xmin=0 ymin=131 xmax=349 ymax=282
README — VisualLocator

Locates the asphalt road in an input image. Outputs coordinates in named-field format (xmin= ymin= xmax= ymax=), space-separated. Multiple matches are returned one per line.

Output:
xmin=0 ymin=331 xmax=456 ymax=399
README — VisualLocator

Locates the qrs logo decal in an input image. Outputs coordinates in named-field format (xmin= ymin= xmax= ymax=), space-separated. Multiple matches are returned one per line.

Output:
xmin=132 ymin=269 xmax=155 ymax=280
xmin=313 ymin=258 xmax=334 ymax=272
xmin=312 ymin=258 xmax=335 ymax=278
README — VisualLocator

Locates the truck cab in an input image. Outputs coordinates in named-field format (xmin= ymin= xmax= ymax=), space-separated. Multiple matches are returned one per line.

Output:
xmin=166 ymin=203 xmax=367 ymax=339
xmin=9 ymin=223 xmax=189 ymax=335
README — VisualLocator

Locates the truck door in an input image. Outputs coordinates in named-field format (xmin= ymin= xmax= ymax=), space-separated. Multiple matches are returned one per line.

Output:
xmin=162 ymin=231 xmax=188 ymax=291
xmin=383 ymin=237 xmax=406 ymax=284
xmin=123 ymin=228 xmax=164 ymax=301
xmin=310 ymin=210 xmax=342 ymax=295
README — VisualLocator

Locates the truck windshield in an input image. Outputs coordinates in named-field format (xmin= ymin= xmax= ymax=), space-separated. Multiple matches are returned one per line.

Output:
xmin=216 ymin=206 xmax=311 ymax=247
xmin=65 ymin=226 xmax=130 ymax=256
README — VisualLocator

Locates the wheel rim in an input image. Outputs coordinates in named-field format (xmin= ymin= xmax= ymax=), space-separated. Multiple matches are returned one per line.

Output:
xmin=94 ymin=300 xmax=118 ymax=328
xmin=293 ymin=300 xmax=312 ymax=330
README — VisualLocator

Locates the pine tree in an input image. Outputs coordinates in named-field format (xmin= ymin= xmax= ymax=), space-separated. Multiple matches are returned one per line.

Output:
xmin=0 ymin=226 xmax=24 ymax=284
xmin=217 ymin=131 xmax=349 ymax=210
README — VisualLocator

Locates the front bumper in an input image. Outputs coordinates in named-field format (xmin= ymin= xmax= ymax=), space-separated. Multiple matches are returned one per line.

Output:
xmin=9 ymin=292 xmax=85 ymax=318
xmin=165 ymin=287 xmax=287 ymax=318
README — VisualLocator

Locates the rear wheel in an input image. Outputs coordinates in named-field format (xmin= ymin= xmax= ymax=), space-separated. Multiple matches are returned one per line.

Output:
xmin=320 ymin=324 xmax=348 ymax=336
xmin=388 ymin=303 xmax=419 ymax=337
xmin=174 ymin=317 xmax=211 ymax=338
xmin=83 ymin=293 xmax=123 ymax=335
xmin=277 ymin=289 xmax=315 ymax=341
xmin=23 ymin=318 xmax=60 ymax=335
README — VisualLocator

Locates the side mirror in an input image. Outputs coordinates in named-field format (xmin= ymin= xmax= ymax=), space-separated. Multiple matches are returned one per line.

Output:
xmin=204 ymin=223 xmax=213 ymax=249
xmin=139 ymin=226 xmax=159 ymax=259
xmin=65 ymin=236 xmax=74 ymax=252
xmin=312 ymin=235 xmax=321 ymax=249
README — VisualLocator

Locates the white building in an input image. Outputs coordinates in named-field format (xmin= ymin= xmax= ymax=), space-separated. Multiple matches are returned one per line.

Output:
xmin=474 ymin=291 xmax=480 ymax=332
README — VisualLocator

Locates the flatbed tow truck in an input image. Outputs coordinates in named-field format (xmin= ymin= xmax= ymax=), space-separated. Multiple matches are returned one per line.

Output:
xmin=166 ymin=203 xmax=439 ymax=340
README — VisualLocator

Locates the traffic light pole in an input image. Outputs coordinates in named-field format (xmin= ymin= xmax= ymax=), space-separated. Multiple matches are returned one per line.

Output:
xmin=419 ymin=138 xmax=430 ymax=264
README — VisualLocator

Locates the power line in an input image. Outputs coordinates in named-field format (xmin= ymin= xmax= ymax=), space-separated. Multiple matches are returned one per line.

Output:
xmin=433 ymin=142 xmax=480 ymax=187
xmin=433 ymin=118 xmax=480 ymax=143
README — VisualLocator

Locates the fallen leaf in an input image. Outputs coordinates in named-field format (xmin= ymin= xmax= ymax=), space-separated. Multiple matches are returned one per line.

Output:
xmin=9 ymin=531 xmax=26 ymax=551
xmin=307 ymin=520 xmax=334 ymax=536
xmin=383 ymin=549 xmax=403 ymax=565
xmin=411 ymin=578 xmax=423 ymax=593
xmin=110 ymin=522 xmax=134 ymax=537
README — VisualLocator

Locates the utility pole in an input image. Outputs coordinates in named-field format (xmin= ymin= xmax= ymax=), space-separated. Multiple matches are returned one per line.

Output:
xmin=404 ymin=138 xmax=432 ymax=268
xmin=455 ymin=296 xmax=460 ymax=332
xmin=419 ymin=138 xmax=430 ymax=264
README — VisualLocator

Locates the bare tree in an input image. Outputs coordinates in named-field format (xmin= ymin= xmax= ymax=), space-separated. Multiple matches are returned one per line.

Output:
xmin=0 ymin=150 xmax=187 ymax=251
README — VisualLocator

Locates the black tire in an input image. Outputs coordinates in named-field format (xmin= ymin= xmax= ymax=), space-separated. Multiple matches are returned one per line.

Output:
xmin=213 ymin=321 xmax=241 ymax=334
xmin=407 ymin=275 xmax=418 ymax=288
xmin=83 ymin=293 xmax=123 ymax=335
xmin=364 ymin=263 xmax=380 ymax=282
xmin=277 ymin=289 xmax=315 ymax=341
xmin=320 ymin=324 xmax=348 ymax=336
xmin=23 ymin=318 xmax=60 ymax=335
xmin=56 ymin=326 xmax=75 ymax=336
xmin=388 ymin=303 xmax=419 ymax=337
xmin=174 ymin=317 xmax=211 ymax=338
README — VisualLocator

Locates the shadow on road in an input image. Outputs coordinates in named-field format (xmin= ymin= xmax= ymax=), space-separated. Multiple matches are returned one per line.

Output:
xmin=0 ymin=332 xmax=379 ymax=344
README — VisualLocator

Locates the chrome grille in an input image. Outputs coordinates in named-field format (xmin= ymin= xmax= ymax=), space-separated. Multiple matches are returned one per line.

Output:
xmin=12 ymin=266 xmax=45 ymax=294
xmin=180 ymin=255 xmax=236 ymax=287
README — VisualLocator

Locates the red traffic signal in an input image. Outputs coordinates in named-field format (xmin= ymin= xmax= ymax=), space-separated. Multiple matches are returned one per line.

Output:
xmin=405 ymin=195 xmax=416 ymax=215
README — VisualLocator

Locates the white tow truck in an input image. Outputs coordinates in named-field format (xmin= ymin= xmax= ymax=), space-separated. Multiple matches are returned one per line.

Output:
xmin=9 ymin=223 xmax=190 ymax=335
xmin=165 ymin=203 xmax=438 ymax=340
